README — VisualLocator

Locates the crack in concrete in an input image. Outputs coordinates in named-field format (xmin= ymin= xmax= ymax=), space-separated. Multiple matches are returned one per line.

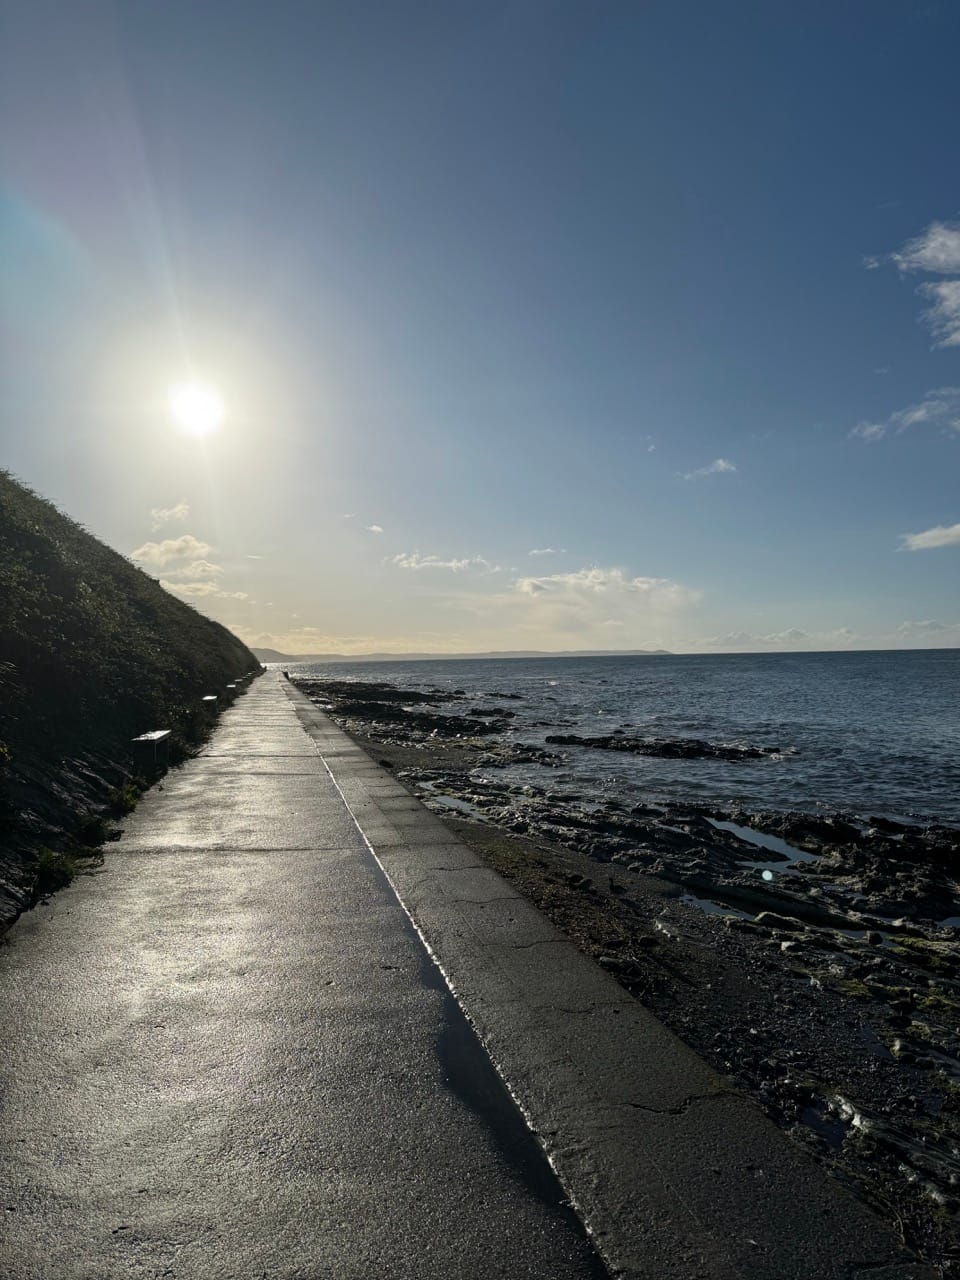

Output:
xmin=626 ymin=1088 xmax=733 ymax=1116
xmin=847 ymin=1263 xmax=929 ymax=1280
xmin=453 ymin=895 xmax=524 ymax=906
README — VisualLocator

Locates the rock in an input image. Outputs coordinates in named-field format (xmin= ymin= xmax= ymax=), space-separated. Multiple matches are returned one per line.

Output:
xmin=754 ymin=911 xmax=806 ymax=932
xmin=544 ymin=733 xmax=781 ymax=761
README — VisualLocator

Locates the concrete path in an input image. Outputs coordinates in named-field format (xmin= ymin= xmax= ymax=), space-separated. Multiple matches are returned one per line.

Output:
xmin=0 ymin=675 xmax=605 ymax=1280
xmin=0 ymin=673 xmax=934 ymax=1279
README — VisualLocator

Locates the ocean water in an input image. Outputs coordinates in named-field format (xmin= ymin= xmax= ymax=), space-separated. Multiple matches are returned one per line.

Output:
xmin=284 ymin=650 xmax=960 ymax=827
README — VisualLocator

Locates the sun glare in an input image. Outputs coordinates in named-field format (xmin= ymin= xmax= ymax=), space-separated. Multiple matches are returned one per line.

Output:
xmin=168 ymin=381 xmax=224 ymax=438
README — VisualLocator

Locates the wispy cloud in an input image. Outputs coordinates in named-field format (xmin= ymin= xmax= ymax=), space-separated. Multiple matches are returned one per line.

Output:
xmin=920 ymin=279 xmax=960 ymax=348
xmin=695 ymin=626 xmax=860 ymax=650
xmin=891 ymin=221 xmax=960 ymax=275
xmin=390 ymin=552 xmax=500 ymax=572
xmin=897 ymin=618 xmax=948 ymax=635
xmin=901 ymin=521 xmax=960 ymax=551
xmin=150 ymin=500 xmax=189 ymax=531
xmin=130 ymin=534 xmax=211 ymax=567
xmin=527 ymin=547 xmax=565 ymax=557
xmin=513 ymin=567 xmax=699 ymax=609
xmin=160 ymin=579 xmax=249 ymax=600
xmin=699 ymin=627 xmax=810 ymax=648
xmin=682 ymin=458 xmax=737 ymax=481
xmin=160 ymin=579 xmax=218 ymax=597
xmin=170 ymin=559 xmax=223 ymax=579
xmin=872 ymin=220 xmax=960 ymax=347
xmin=850 ymin=387 xmax=960 ymax=441
xmin=365 ymin=524 xmax=384 ymax=534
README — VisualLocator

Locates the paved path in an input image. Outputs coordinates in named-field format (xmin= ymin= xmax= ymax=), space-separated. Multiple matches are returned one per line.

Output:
xmin=0 ymin=675 xmax=605 ymax=1279
xmin=0 ymin=673 xmax=934 ymax=1279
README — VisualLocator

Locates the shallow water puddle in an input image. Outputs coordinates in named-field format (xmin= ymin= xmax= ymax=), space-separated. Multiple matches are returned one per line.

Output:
xmin=709 ymin=819 xmax=818 ymax=872
xmin=799 ymin=1101 xmax=847 ymax=1149
xmin=680 ymin=892 xmax=752 ymax=921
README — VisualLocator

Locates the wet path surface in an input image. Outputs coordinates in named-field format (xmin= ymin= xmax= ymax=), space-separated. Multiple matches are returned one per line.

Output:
xmin=0 ymin=674 xmax=605 ymax=1280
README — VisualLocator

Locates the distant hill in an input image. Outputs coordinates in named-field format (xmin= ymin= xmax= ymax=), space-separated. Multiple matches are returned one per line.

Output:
xmin=0 ymin=471 xmax=259 ymax=927
xmin=254 ymin=647 xmax=672 ymax=663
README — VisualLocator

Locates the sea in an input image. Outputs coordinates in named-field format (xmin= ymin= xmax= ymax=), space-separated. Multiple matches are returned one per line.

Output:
xmin=282 ymin=650 xmax=960 ymax=828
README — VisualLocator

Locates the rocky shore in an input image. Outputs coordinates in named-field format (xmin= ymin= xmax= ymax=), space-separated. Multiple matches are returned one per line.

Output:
xmin=293 ymin=674 xmax=960 ymax=1273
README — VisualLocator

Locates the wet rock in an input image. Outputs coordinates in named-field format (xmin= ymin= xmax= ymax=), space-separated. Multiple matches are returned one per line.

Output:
xmin=298 ymin=679 xmax=460 ymax=706
xmin=757 ymin=911 xmax=808 ymax=931
xmin=544 ymin=733 xmax=782 ymax=761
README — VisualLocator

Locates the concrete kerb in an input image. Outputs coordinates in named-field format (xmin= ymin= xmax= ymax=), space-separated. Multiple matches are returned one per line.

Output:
xmin=279 ymin=673 xmax=933 ymax=1280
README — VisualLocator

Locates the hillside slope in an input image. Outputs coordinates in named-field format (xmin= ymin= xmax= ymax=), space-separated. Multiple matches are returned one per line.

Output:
xmin=0 ymin=471 xmax=259 ymax=926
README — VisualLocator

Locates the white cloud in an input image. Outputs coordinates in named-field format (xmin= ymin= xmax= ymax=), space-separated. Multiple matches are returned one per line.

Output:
xmin=160 ymin=580 xmax=249 ymax=600
xmin=695 ymin=626 xmax=864 ymax=651
xmin=920 ymin=279 xmax=960 ymax=348
xmin=365 ymin=524 xmax=384 ymax=534
xmin=512 ymin=567 xmax=699 ymax=610
xmin=875 ymin=221 xmax=960 ymax=346
xmin=237 ymin=625 xmax=472 ymax=656
xmin=850 ymin=387 xmax=960 ymax=441
xmin=901 ymin=522 xmax=960 ymax=551
xmin=891 ymin=221 xmax=960 ymax=275
xmin=160 ymin=579 xmax=218 ymax=597
xmin=429 ymin=564 xmax=698 ymax=648
xmin=391 ymin=552 xmax=482 ymax=572
xmin=850 ymin=422 xmax=887 ymax=442
xmin=699 ymin=627 xmax=810 ymax=649
xmin=682 ymin=458 xmax=737 ymax=481
xmin=528 ymin=547 xmax=565 ymax=557
xmin=166 ymin=559 xmax=223 ymax=579
xmin=150 ymin=500 xmax=189 ymax=531
xmin=897 ymin=619 xmax=948 ymax=635
xmin=131 ymin=534 xmax=211 ymax=566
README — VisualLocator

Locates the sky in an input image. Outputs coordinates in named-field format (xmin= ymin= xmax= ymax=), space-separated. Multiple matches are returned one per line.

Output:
xmin=1 ymin=0 xmax=958 ymax=655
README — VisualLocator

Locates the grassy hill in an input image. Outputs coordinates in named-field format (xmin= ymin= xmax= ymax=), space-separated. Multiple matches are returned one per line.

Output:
xmin=0 ymin=471 xmax=259 ymax=927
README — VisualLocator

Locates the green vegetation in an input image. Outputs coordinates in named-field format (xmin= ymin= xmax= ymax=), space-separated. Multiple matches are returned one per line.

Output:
xmin=32 ymin=844 xmax=96 ymax=896
xmin=0 ymin=470 xmax=259 ymax=923
xmin=108 ymin=780 xmax=145 ymax=816
xmin=892 ymin=937 xmax=957 ymax=976
xmin=832 ymin=977 xmax=872 ymax=999
xmin=919 ymin=989 xmax=960 ymax=1018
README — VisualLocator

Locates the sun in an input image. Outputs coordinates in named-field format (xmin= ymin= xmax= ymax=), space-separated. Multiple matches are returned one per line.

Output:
xmin=168 ymin=381 xmax=224 ymax=438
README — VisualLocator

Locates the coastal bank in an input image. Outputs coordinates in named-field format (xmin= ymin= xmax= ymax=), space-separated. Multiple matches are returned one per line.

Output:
xmin=0 ymin=471 xmax=259 ymax=927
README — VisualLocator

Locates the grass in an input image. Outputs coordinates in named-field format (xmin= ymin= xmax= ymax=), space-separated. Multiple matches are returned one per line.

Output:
xmin=108 ymin=781 xmax=144 ymax=816
xmin=32 ymin=846 xmax=105 ymax=898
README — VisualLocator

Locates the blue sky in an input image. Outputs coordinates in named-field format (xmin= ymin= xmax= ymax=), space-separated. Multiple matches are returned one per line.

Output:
xmin=2 ymin=0 xmax=958 ymax=653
